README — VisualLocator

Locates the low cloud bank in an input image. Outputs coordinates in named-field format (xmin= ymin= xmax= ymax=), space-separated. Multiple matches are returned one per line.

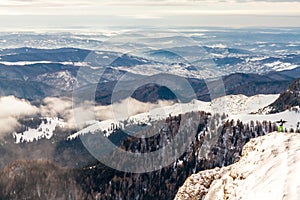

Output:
xmin=0 ymin=96 xmax=38 ymax=138
xmin=0 ymin=96 xmax=174 ymax=137
xmin=43 ymin=97 xmax=173 ymax=127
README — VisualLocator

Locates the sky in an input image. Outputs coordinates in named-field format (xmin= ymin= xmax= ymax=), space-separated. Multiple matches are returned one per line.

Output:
xmin=0 ymin=0 xmax=299 ymax=29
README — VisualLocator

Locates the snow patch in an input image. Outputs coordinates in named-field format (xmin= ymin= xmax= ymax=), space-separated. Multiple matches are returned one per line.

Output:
xmin=0 ymin=61 xmax=90 ymax=67
xmin=206 ymin=44 xmax=227 ymax=49
xmin=264 ymin=61 xmax=298 ymax=71
xmin=14 ymin=117 xmax=65 ymax=143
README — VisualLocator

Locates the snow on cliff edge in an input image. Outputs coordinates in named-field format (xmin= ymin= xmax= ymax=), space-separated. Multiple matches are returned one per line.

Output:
xmin=175 ymin=132 xmax=300 ymax=200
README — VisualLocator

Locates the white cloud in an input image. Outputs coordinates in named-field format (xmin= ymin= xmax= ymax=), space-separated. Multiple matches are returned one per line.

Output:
xmin=0 ymin=0 xmax=88 ymax=7
xmin=40 ymin=97 xmax=72 ymax=118
xmin=0 ymin=95 xmax=174 ymax=138
xmin=1 ymin=0 xmax=299 ymax=8
xmin=0 ymin=0 xmax=299 ymax=27
xmin=0 ymin=0 xmax=299 ymax=15
xmin=104 ymin=0 xmax=300 ymax=5
xmin=40 ymin=97 xmax=174 ymax=128
xmin=0 ymin=96 xmax=38 ymax=119
xmin=93 ymin=98 xmax=173 ymax=121
xmin=0 ymin=96 xmax=38 ymax=138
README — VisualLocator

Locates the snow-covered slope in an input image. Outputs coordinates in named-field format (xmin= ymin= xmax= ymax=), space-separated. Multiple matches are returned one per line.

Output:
xmin=13 ymin=117 xmax=65 ymax=143
xmin=68 ymin=99 xmax=211 ymax=139
xmin=175 ymin=132 xmax=300 ymax=200
xmin=68 ymin=94 xmax=280 ymax=139
xmin=211 ymin=94 xmax=279 ymax=115
xmin=230 ymin=108 xmax=300 ymax=132
xmin=115 ymin=63 xmax=224 ymax=79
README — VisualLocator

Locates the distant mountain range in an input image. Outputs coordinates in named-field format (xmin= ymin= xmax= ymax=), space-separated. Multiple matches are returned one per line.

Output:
xmin=0 ymin=47 xmax=299 ymax=103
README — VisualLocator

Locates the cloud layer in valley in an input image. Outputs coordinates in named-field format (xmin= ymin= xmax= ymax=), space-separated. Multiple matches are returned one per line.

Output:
xmin=0 ymin=96 xmax=38 ymax=138
xmin=41 ymin=97 xmax=174 ymax=128
xmin=0 ymin=95 xmax=174 ymax=138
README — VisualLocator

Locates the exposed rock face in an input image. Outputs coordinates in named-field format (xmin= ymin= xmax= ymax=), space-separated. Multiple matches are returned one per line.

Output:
xmin=262 ymin=78 xmax=300 ymax=113
xmin=174 ymin=167 xmax=226 ymax=200
xmin=175 ymin=132 xmax=300 ymax=200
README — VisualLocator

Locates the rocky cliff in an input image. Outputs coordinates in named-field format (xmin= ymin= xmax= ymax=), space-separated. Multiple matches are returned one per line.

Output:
xmin=262 ymin=78 xmax=300 ymax=114
xmin=175 ymin=132 xmax=300 ymax=200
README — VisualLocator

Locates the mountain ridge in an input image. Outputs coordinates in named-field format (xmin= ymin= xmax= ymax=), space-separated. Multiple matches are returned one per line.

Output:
xmin=260 ymin=78 xmax=300 ymax=114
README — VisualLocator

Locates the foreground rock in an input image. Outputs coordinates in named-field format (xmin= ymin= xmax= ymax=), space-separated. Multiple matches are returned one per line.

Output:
xmin=175 ymin=132 xmax=300 ymax=200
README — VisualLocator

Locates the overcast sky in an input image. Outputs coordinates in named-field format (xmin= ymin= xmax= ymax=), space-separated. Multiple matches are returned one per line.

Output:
xmin=0 ymin=0 xmax=299 ymax=28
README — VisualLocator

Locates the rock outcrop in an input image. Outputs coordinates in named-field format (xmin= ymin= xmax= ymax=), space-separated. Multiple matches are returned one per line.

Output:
xmin=261 ymin=78 xmax=300 ymax=114
xmin=175 ymin=132 xmax=300 ymax=200
xmin=174 ymin=167 xmax=226 ymax=200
